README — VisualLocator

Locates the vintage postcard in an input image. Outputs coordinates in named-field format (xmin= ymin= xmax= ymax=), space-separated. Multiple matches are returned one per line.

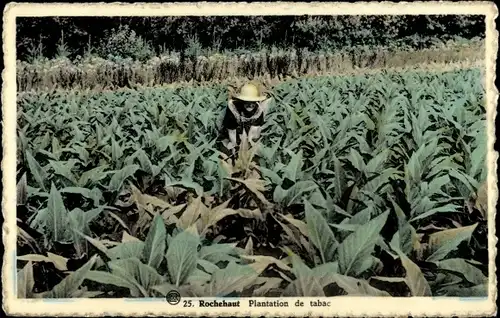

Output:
xmin=2 ymin=2 xmax=498 ymax=317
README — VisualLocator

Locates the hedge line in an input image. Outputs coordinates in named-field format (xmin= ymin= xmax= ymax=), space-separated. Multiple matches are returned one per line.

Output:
xmin=17 ymin=42 xmax=484 ymax=91
xmin=17 ymin=15 xmax=485 ymax=61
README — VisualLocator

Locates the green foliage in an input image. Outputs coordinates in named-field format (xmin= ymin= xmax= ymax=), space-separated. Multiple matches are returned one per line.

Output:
xmin=16 ymin=68 xmax=488 ymax=298
xmin=16 ymin=15 xmax=485 ymax=61
xmin=97 ymin=24 xmax=154 ymax=61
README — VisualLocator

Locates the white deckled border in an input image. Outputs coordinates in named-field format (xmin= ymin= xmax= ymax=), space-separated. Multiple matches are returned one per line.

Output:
xmin=2 ymin=2 xmax=498 ymax=317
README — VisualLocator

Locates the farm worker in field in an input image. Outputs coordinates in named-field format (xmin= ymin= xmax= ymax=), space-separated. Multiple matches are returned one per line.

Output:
xmin=221 ymin=82 xmax=272 ymax=152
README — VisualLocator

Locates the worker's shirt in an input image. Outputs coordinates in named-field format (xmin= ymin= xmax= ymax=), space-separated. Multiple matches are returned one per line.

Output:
xmin=223 ymin=99 xmax=265 ymax=137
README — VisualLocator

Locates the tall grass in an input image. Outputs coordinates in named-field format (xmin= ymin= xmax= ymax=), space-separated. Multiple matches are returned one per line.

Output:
xmin=17 ymin=41 xmax=484 ymax=91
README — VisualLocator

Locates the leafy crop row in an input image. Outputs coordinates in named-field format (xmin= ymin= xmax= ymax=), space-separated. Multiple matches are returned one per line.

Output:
xmin=16 ymin=68 xmax=489 ymax=298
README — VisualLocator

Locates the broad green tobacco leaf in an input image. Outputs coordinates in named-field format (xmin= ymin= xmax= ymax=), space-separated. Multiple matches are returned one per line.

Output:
xmin=396 ymin=248 xmax=432 ymax=296
xmin=426 ymin=224 xmax=478 ymax=262
xmin=49 ymin=160 xmax=79 ymax=186
xmin=78 ymin=165 xmax=110 ymax=187
xmin=18 ymin=129 xmax=28 ymax=158
xmin=108 ymin=241 xmax=145 ymax=260
xmin=253 ymin=277 xmax=283 ymax=296
xmin=345 ymin=206 xmax=373 ymax=225
xmin=427 ymin=156 xmax=460 ymax=180
xmin=111 ymin=136 xmax=124 ymax=163
xmin=283 ymin=149 xmax=304 ymax=183
xmin=426 ymin=175 xmax=450 ymax=197
xmin=332 ymin=154 xmax=346 ymax=201
xmin=389 ymin=221 xmax=416 ymax=256
xmin=200 ymin=207 xmax=261 ymax=234
xmin=199 ymin=243 xmax=241 ymax=264
xmin=165 ymin=180 xmax=204 ymax=197
xmin=362 ymin=168 xmax=400 ymax=194
xmin=304 ymin=200 xmax=338 ymax=264
xmin=275 ymin=217 xmax=309 ymax=253
xmin=108 ymin=164 xmax=140 ymax=193
xmin=311 ymin=262 xmax=339 ymax=288
xmin=61 ymin=187 xmax=102 ymax=206
xmin=365 ymin=149 xmax=389 ymax=174
xmin=207 ymin=261 xmax=260 ymax=297
xmin=240 ymin=254 xmax=292 ymax=274
xmin=68 ymin=207 xmax=104 ymax=253
xmin=259 ymin=166 xmax=282 ymax=185
xmin=308 ymin=189 xmax=330 ymax=211
xmin=338 ymin=211 xmax=389 ymax=276
xmin=17 ymin=261 xmax=35 ymax=298
xmin=46 ymin=183 xmax=70 ymax=243
xmin=43 ymin=255 xmax=97 ymax=298
xmin=348 ymin=148 xmax=365 ymax=172
xmin=25 ymin=150 xmax=47 ymax=191
xmin=273 ymin=181 xmax=318 ymax=207
xmin=438 ymin=284 xmax=487 ymax=297
xmin=111 ymin=257 xmax=165 ymax=295
xmin=436 ymin=258 xmax=487 ymax=285
xmin=155 ymin=135 xmax=177 ymax=152
xmin=142 ymin=215 xmax=167 ymax=270
xmin=80 ymin=233 xmax=111 ymax=261
xmin=410 ymin=203 xmax=461 ymax=222
xmin=283 ymin=252 xmax=324 ymax=297
xmin=86 ymin=257 xmax=164 ymax=297
xmin=177 ymin=196 xmax=206 ymax=230
xmin=135 ymin=149 xmax=156 ymax=176
xmin=71 ymin=145 xmax=90 ymax=164
xmin=17 ymin=173 xmax=28 ymax=206
xmin=226 ymin=177 xmax=272 ymax=206
xmin=310 ymin=148 xmax=329 ymax=167
xmin=475 ymin=182 xmax=488 ymax=220
xmin=449 ymin=168 xmax=479 ymax=196
xmin=469 ymin=140 xmax=486 ymax=179
xmin=198 ymin=259 xmax=220 ymax=275
xmin=332 ymin=274 xmax=390 ymax=296
xmin=166 ymin=230 xmax=200 ymax=286
xmin=330 ymin=222 xmax=359 ymax=233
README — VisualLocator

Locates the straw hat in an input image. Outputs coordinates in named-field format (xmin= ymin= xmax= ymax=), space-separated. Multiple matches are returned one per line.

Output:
xmin=234 ymin=83 xmax=267 ymax=102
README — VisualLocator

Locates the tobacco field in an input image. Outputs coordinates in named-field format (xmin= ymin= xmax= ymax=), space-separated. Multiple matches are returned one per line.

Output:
xmin=16 ymin=68 xmax=489 ymax=298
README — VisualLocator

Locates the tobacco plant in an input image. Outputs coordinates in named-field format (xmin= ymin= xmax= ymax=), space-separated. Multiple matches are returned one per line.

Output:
xmin=16 ymin=68 xmax=489 ymax=298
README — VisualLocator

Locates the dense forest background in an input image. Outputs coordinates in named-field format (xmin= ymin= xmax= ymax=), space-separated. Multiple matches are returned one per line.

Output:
xmin=16 ymin=15 xmax=485 ymax=61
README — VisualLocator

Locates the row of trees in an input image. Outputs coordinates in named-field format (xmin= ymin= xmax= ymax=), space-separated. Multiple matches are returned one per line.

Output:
xmin=17 ymin=15 xmax=485 ymax=61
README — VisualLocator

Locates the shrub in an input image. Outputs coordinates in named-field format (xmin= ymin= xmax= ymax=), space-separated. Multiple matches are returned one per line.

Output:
xmin=97 ymin=24 xmax=154 ymax=61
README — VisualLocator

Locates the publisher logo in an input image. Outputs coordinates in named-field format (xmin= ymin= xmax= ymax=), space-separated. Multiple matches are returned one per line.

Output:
xmin=166 ymin=290 xmax=181 ymax=305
